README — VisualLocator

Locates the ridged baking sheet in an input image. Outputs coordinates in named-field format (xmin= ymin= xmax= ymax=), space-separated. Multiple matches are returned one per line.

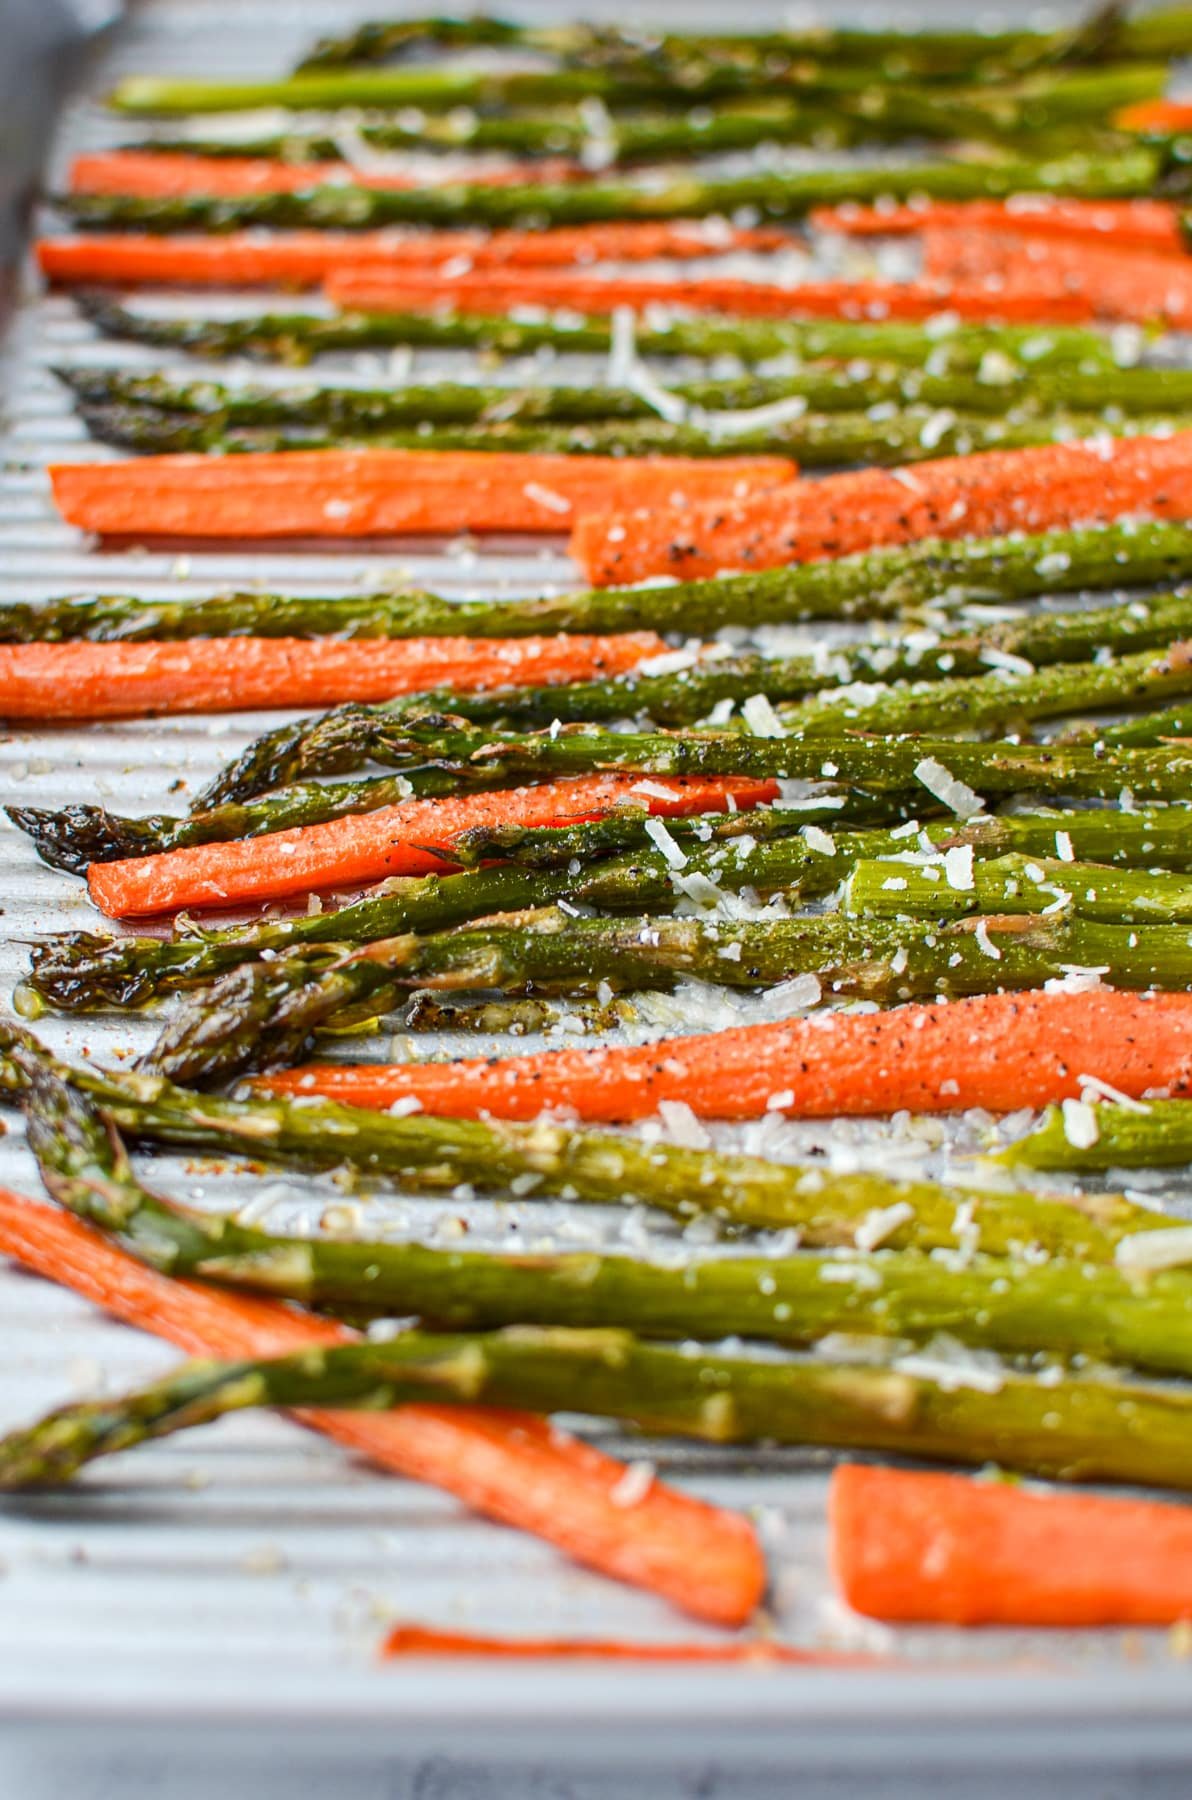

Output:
xmin=4 ymin=0 xmax=1192 ymax=1765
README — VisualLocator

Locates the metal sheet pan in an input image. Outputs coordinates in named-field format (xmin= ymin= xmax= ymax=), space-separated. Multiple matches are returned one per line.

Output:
xmin=5 ymin=2 xmax=1192 ymax=1788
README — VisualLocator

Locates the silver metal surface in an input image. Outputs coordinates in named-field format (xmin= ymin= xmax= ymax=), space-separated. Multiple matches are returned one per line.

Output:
xmin=4 ymin=3 xmax=1192 ymax=1789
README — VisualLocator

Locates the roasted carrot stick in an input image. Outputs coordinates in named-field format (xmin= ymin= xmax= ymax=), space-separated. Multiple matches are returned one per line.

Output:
xmin=1116 ymin=98 xmax=1192 ymax=132
xmin=326 ymin=265 xmax=1097 ymax=326
xmin=0 ymin=1188 xmax=764 ymax=1626
xmin=38 ymin=221 xmax=788 ymax=287
xmin=50 ymin=449 xmax=796 ymax=541
xmin=831 ymin=1463 xmax=1192 ymax=1626
xmin=921 ymin=225 xmax=1192 ymax=328
xmin=810 ymin=196 xmax=1185 ymax=254
xmin=0 ymin=632 xmax=663 ymax=722
xmin=69 ymin=150 xmax=579 ymax=198
xmin=87 ymin=774 xmax=778 ymax=917
xmin=256 ymin=987 xmax=1192 ymax=1120
xmin=570 ymin=428 xmax=1192 ymax=585
xmin=381 ymin=1624 xmax=865 ymax=1663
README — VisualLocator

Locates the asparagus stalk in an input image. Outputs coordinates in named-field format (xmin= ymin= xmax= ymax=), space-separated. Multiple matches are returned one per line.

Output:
xmin=294 ymin=10 xmax=1192 ymax=78
xmin=848 ymin=850 xmax=1192 ymax=925
xmin=5 ymin=1028 xmax=1156 ymax=1261
xmin=20 ymin=816 xmax=847 ymax=1012
xmin=141 ymin=910 xmax=1192 ymax=1087
xmin=18 ymin=729 xmax=1191 ymax=876
xmin=69 ymin=396 xmax=1192 ymax=467
xmin=176 ymin=600 xmax=1192 ymax=808
xmin=76 ymin=291 xmax=1128 ymax=371
xmin=1062 ymin=700 xmax=1192 ymax=745
xmin=9 ymin=515 xmax=1181 ymax=674
xmin=13 ymin=1325 xmax=1192 ymax=1494
xmin=28 ymin=806 xmax=1192 ymax=1013
xmin=140 ymin=103 xmax=871 ymax=166
xmin=195 ymin=716 xmax=1192 ymax=806
xmin=109 ymin=63 xmax=857 ymax=117
xmin=451 ymin=805 xmax=1192 ymax=873
xmin=60 ymin=363 xmax=1192 ymax=432
xmin=6 ymin=771 xmax=454 ymax=875
xmin=777 ymin=639 xmax=1192 ymax=741
xmin=19 ymin=728 xmax=1191 ymax=875
xmin=56 ymin=145 xmax=1160 ymax=231
xmin=1004 ymin=1098 xmax=1192 ymax=1173
xmin=19 ymin=1054 xmax=1192 ymax=1384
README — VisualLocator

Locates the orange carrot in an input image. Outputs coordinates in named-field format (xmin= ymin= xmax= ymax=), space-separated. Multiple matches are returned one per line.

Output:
xmin=325 ymin=264 xmax=1097 ymax=325
xmin=0 ymin=1187 xmax=764 ymax=1625
xmin=0 ymin=631 xmax=663 ymax=722
xmin=255 ymin=988 xmax=1192 ymax=1120
xmin=49 ymin=449 xmax=796 ymax=541
xmin=87 ymin=774 xmax=778 ymax=917
xmin=830 ymin=1463 xmax=1192 ymax=1627
xmin=921 ymin=225 xmax=1192 ymax=328
xmin=810 ymin=195 xmax=1185 ymax=254
xmin=381 ymin=1623 xmax=867 ymax=1663
xmin=1116 ymin=98 xmax=1192 ymax=132
xmin=570 ymin=427 xmax=1192 ymax=585
xmin=37 ymin=221 xmax=788 ymax=288
xmin=69 ymin=150 xmax=579 ymax=198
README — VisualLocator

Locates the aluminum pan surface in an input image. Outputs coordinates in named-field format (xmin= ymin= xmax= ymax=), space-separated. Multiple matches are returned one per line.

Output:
xmin=3 ymin=0 xmax=1192 ymax=1768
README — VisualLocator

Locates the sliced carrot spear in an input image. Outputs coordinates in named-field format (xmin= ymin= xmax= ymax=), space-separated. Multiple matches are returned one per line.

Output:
xmin=255 ymin=987 xmax=1192 ymax=1121
xmin=0 ymin=1187 xmax=765 ymax=1626
xmin=37 ymin=220 xmax=788 ymax=287
xmin=831 ymin=1463 xmax=1192 ymax=1627
xmin=326 ymin=264 xmax=1097 ymax=326
xmin=0 ymin=631 xmax=663 ymax=722
xmin=1116 ymin=98 xmax=1192 ymax=133
xmin=811 ymin=195 xmax=1185 ymax=253
xmin=921 ymin=225 xmax=1192 ymax=328
xmin=381 ymin=1624 xmax=866 ymax=1664
xmin=571 ymin=427 xmax=1192 ymax=585
xmin=68 ymin=150 xmax=580 ymax=198
xmin=49 ymin=449 xmax=796 ymax=541
xmin=87 ymin=774 xmax=777 ymax=917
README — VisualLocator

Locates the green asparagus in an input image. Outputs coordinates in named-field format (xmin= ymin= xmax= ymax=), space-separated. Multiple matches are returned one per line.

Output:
xmin=12 ymin=1326 xmax=1192 ymax=1493
xmin=27 ymin=806 xmax=1192 ymax=1013
xmin=69 ymin=395 xmax=1191 ymax=466
xmin=775 ymin=639 xmax=1192 ymax=741
xmin=77 ymin=291 xmax=1129 ymax=371
xmin=848 ymin=850 xmax=1192 ymax=924
xmin=59 ymin=362 xmax=1192 ymax=434
xmin=17 ymin=518 xmax=1189 ymax=656
xmin=139 ymin=911 xmax=1192 ymax=1087
xmin=6 ymin=771 xmax=457 ymax=875
xmin=295 ymin=10 xmax=1192 ymax=78
xmin=3 ymin=1027 xmax=1158 ymax=1261
xmin=1003 ymin=1098 xmax=1192 ymax=1172
xmin=19 ymin=1055 xmax=1192 ymax=1383
xmin=188 ymin=716 xmax=1192 ymax=806
xmin=19 ymin=815 xmax=845 ymax=1011
xmin=57 ymin=145 xmax=1161 ymax=231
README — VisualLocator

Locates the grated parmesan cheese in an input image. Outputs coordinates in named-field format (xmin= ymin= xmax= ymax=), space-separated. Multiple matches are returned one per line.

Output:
xmin=741 ymin=692 xmax=788 ymax=738
xmin=914 ymin=756 xmax=983 ymax=818
xmin=644 ymin=816 xmax=687 ymax=870
xmin=1061 ymin=1097 xmax=1100 ymax=1149
xmin=1116 ymin=1226 xmax=1192 ymax=1276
